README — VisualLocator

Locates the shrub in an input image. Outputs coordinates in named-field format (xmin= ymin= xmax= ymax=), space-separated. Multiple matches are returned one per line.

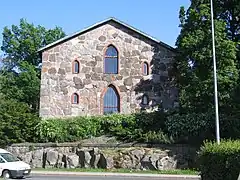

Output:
xmin=198 ymin=140 xmax=240 ymax=180
xmin=139 ymin=131 xmax=174 ymax=144
xmin=35 ymin=112 xmax=170 ymax=143
xmin=36 ymin=116 xmax=103 ymax=142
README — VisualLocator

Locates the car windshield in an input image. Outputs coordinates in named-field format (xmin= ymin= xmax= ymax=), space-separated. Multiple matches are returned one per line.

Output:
xmin=0 ymin=153 xmax=19 ymax=162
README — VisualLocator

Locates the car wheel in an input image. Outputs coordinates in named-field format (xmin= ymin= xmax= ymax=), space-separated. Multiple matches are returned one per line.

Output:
xmin=2 ymin=170 xmax=11 ymax=179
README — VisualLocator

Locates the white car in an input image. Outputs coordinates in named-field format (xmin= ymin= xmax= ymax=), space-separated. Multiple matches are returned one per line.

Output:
xmin=0 ymin=148 xmax=31 ymax=179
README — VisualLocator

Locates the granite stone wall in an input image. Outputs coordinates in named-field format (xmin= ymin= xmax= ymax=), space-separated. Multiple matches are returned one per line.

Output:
xmin=40 ymin=21 xmax=177 ymax=118
xmin=7 ymin=143 xmax=196 ymax=170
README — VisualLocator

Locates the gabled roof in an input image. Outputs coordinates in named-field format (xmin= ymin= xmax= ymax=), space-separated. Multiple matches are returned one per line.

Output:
xmin=38 ymin=17 xmax=176 ymax=52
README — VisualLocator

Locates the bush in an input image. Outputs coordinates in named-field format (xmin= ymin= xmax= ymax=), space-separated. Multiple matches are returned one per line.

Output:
xmin=198 ymin=140 xmax=240 ymax=180
xmin=36 ymin=116 xmax=102 ymax=142
xmin=36 ymin=112 xmax=170 ymax=143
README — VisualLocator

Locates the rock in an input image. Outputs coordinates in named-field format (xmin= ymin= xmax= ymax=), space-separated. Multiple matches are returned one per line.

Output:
xmin=45 ymin=149 xmax=59 ymax=167
xmin=91 ymin=73 xmax=101 ymax=81
xmin=102 ymin=75 xmax=112 ymax=82
xmin=49 ymin=54 xmax=55 ymax=62
xmin=141 ymin=154 xmax=157 ymax=170
xmin=98 ymin=36 xmax=106 ymax=42
xmin=98 ymin=153 xmax=114 ymax=169
xmin=119 ymin=85 xmax=128 ymax=92
xmin=131 ymin=149 xmax=145 ymax=160
xmin=78 ymin=36 xmax=85 ymax=40
xmin=112 ymin=33 xmax=118 ymax=38
xmin=132 ymin=50 xmax=140 ymax=56
xmin=123 ymin=51 xmax=131 ymax=57
xmin=56 ymin=153 xmax=65 ymax=168
xmin=73 ymin=77 xmax=84 ymax=89
xmin=61 ymin=87 xmax=68 ymax=95
xmin=94 ymin=56 xmax=102 ymax=61
xmin=58 ymin=68 xmax=66 ymax=75
xmin=83 ymin=79 xmax=92 ymax=85
xmin=120 ymin=69 xmax=129 ymax=76
xmin=48 ymin=68 xmax=57 ymax=74
xmin=116 ymin=75 xmax=123 ymax=80
xmin=77 ymin=149 xmax=92 ymax=168
xmin=124 ymin=38 xmax=132 ymax=43
xmin=86 ymin=61 xmax=97 ymax=67
xmin=60 ymin=62 xmax=70 ymax=69
xmin=32 ymin=149 xmax=44 ymax=168
xmin=124 ymin=77 xmax=133 ymax=86
xmin=22 ymin=152 xmax=32 ymax=164
xmin=67 ymin=154 xmax=79 ymax=168
xmin=93 ymin=67 xmax=103 ymax=73
xmin=81 ymin=67 xmax=91 ymax=73
xmin=89 ymin=148 xmax=101 ymax=168
xmin=141 ymin=46 xmax=150 ymax=52
xmin=158 ymin=156 xmax=176 ymax=170
xmin=96 ymin=45 xmax=104 ymax=51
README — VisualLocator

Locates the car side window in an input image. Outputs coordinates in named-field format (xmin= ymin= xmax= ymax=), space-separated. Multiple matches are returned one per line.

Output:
xmin=0 ymin=157 xmax=5 ymax=163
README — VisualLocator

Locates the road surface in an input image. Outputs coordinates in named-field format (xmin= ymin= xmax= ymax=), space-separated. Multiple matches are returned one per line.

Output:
xmin=28 ymin=174 xmax=200 ymax=180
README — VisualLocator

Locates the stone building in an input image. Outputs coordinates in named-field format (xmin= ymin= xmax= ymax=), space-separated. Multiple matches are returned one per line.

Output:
xmin=38 ymin=17 xmax=178 ymax=118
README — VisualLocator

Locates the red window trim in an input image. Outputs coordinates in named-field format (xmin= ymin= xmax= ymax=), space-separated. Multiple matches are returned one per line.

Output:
xmin=101 ymin=84 xmax=121 ymax=114
xmin=71 ymin=93 xmax=79 ymax=104
xmin=104 ymin=45 xmax=119 ymax=74
xmin=72 ymin=59 xmax=80 ymax=74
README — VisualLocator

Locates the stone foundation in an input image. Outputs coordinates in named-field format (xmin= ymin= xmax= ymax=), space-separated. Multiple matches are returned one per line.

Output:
xmin=7 ymin=143 xmax=197 ymax=170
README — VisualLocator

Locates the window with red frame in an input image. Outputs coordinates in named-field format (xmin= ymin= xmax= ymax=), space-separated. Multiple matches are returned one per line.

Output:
xmin=73 ymin=60 xmax=80 ymax=73
xmin=142 ymin=62 xmax=149 ymax=75
xmin=103 ymin=85 xmax=120 ymax=114
xmin=104 ymin=45 xmax=118 ymax=74
xmin=72 ymin=93 xmax=79 ymax=104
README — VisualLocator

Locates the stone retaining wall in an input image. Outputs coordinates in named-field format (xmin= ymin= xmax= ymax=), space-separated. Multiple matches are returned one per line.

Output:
xmin=7 ymin=143 xmax=197 ymax=170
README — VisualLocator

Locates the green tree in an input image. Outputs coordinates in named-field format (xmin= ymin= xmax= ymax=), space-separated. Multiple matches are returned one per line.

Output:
xmin=0 ymin=19 xmax=65 ymax=112
xmin=0 ymin=94 xmax=40 ymax=146
xmin=176 ymin=2 xmax=238 ymax=112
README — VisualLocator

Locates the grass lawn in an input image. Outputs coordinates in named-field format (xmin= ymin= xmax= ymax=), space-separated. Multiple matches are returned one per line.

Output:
xmin=33 ymin=168 xmax=199 ymax=175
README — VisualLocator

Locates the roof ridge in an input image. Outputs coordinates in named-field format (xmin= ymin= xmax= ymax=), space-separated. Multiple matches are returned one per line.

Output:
xmin=38 ymin=17 xmax=175 ymax=52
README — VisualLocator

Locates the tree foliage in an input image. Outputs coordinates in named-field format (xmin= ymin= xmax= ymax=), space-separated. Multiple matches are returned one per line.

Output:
xmin=0 ymin=19 xmax=65 ymax=112
xmin=0 ymin=95 xmax=40 ymax=146
xmin=176 ymin=1 xmax=239 ymax=112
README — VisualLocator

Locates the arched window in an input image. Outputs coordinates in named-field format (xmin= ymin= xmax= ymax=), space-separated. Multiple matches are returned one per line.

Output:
xmin=103 ymin=85 xmax=120 ymax=114
xmin=142 ymin=94 xmax=149 ymax=105
xmin=73 ymin=60 xmax=80 ymax=74
xmin=72 ymin=93 xmax=79 ymax=104
xmin=142 ymin=62 xmax=149 ymax=75
xmin=104 ymin=45 xmax=118 ymax=74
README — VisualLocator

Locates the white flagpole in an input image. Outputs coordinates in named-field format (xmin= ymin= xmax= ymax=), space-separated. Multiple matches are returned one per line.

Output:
xmin=210 ymin=0 xmax=220 ymax=144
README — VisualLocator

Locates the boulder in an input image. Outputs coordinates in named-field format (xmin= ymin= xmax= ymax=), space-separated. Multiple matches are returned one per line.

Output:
xmin=77 ymin=149 xmax=91 ymax=168
xmin=45 ymin=149 xmax=59 ymax=167
xmin=31 ymin=149 xmax=44 ymax=168
xmin=67 ymin=154 xmax=79 ymax=168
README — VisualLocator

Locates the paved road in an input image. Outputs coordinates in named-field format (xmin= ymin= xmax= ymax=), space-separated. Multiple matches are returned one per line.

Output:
xmin=27 ymin=174 xmax=200 ymax=180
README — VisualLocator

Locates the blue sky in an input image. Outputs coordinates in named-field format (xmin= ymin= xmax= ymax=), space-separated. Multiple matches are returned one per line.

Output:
xmin=0 ymin=0 xmax=190 ymax=55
